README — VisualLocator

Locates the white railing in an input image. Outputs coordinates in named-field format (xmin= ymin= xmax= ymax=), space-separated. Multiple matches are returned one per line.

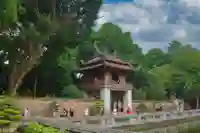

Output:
xmin=26 ymin=109 xmax=200 ymax=133
xmin=79 ymin=109 xmax=200 ymax=127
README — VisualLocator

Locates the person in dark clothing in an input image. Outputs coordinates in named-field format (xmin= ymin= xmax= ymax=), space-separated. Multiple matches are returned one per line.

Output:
xmin=63 ymin=108 xmax=68 ymax=117
xmin=120 ymin=107 xmax=123 ymax=112
xmin=69 ymin=108 xmax=74 ymax=117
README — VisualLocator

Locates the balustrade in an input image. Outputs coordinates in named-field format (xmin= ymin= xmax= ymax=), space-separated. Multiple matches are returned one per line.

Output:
xmin=82 ymin=81 xmax=133 ymax=90
xmin=24 ymin=109 xmax=200 ymax=133
xmin=79 ymin=109 xmax=200 ymax=127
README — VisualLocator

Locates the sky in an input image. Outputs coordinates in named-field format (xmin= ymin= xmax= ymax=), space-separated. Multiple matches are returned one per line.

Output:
xmin=96 ymin=0 xmax=200 ymax=52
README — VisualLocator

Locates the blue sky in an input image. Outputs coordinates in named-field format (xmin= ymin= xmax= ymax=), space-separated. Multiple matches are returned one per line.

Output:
xmin=96 ymin=0 xmax=200 ymax=52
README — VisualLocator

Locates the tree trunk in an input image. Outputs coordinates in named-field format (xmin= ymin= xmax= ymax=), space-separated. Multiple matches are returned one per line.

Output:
xmin=8 ymin=43 xmax=43 ymax=96
xmin=33 ymin=76 xmax=38 ymax=99
xmin=8 ymin=60 xmax=39 ymax=96
xmin=196 ymin=96 xmax=199 ymax=109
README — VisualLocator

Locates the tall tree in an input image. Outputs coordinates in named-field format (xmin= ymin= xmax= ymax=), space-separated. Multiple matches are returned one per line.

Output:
xmin=143 ymin=48 xmax=169 ymax=69
xmin=78 ymin=23 xmax=143 ymax=64
xmin=0 ymin=0 xmax=102 ymax=96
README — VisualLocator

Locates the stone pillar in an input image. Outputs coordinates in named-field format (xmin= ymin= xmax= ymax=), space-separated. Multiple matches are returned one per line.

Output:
xmin=100 ymin=88 xmax=111 ymax=115
xmin=123 ymin=90 xmax=132 ymax=110
xmin=100 ymin=72 xmax=111 ymax=115
xmin=180 ymin=100 xmax=184 ymax=112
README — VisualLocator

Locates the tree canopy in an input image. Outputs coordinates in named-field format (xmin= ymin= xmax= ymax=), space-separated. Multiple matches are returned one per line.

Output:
xmin=0 ymin=3 xmax=200 ymax=108
xmin=0 ymin=0 xmax=102 ymax=96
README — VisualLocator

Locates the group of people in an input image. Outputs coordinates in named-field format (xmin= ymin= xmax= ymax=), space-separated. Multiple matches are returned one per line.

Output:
xmin=112 ymin=101 xmax=134 ymax=116
xmin=53 ymin=103 xmax=75 ymax=117
xmin=22 ymin=104 xmax=135 ymax=121
xmin=62 ymin=108 xmax=75 ymax=117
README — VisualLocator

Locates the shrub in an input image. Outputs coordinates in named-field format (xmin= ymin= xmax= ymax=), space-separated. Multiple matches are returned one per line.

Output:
xmin=136 ymin=103 xmax=148 ymax=112
xmin=89 ymin=106 xmax=101 ymax=116
xmin=0 ymin=120 xmax=11 ymax=128
xmin=24 ymin=123 xmax=43 ymax=133
xmin=23 ymin=123 xmax=63 ymax=133
xmin=61 ymin=85 xmax=83 ymax=98
xmin=0 ymin=96 xmax=22 ymax=130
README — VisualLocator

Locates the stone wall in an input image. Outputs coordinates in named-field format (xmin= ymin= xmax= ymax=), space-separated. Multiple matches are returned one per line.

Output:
xmin=132 ymin=100 xmax=176 ymax=112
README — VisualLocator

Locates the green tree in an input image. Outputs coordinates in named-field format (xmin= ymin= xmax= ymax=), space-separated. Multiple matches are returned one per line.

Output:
xmin=0 ymin=0 xmax=102 ymax=96
xmin=170 ymin=44 xmax=200 ymax=98
xmin=144 ymin=65 xmax=174 ymax=100
xmin=77 ymin=23 xmax=146 ymax=98
xmin=78 ymin=23 xmax=143 ymax=64
xmin=168 ymin=40 xmax=182 ymax=55
xmin=143 ymin=48 xmax=169 ymax=69
xmin=57 ymin=47 xmax=83 ymax=98
xmin=186 ymin=83 xmax=200 ymax=109
xmin=133 ymin=89 xmax=146 ymax=100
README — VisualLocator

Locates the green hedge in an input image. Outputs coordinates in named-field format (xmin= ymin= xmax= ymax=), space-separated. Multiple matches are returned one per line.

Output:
xmin=23 ymin=123 xmax=70 ymax=133
xmin=0 ymin=96 xmax=22 ymax=129
xmin=24 ymin=123 xmax=61 ymax=133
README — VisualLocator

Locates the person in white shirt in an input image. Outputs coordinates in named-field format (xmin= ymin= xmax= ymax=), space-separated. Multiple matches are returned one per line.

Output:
xmin=24 ymin=108 xmax=29 ymax=118
xmin=112 ymin=108 xmax=117 ymax=116
xmin=117 ymin=100 xmax=122 ymax=112
xmin=84 ymin=108 xmax=89 ymax=117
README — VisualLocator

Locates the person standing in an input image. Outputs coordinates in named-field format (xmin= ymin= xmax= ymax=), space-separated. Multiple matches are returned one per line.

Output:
xmin=24 ymin=108 xmax=29 ymax=118
xmin=84 ymin=108 xmax=89 ymax=117
xmin=100 ymin=107 xmax=104 ymax=115
xmin=126 ymin=104 xmax=133 ymax=115
xmin=69 ymin=108 xmax=75 ymax=117
xmin=117 ymin=100 xmax=122 ymax=112
xmin=112 ymin=108 xmax=117 ymax=116
xmin=63 ymin=108 xmax=68 ymax=117
xmin=23 ymin=108 xmax=30 ymax=119
xmin=22 ymin=108 xmax=29 ymax=125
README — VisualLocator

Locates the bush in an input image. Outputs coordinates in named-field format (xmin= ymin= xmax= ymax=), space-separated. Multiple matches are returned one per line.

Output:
xmin=0 ymin=120 xmax=11 ymax=128
xmin=136 ymin=103 xmax=148 ymax=112
xmin=24 ymin=123 xmax=43 ymax=133
xmin=61 ymin=85 xmax=83 ymax=98
xmin=0 ymin=96 xmax=22 ymax=130
xmin=89 ymin=106 xmax=101 ymax=116
xmin=23 ymin=123 xmax=63 ymax=133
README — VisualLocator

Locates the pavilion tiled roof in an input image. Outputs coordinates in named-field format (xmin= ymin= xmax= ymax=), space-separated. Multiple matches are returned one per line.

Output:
xmin=79 ymin=55 xmax=133 ymax=71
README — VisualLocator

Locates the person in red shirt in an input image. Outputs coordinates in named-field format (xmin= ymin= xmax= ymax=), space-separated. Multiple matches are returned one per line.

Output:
xmin=126 ymin=106 xmax=133 ymax=115
xmin=126 ymin=105 xmax=138 ymax=121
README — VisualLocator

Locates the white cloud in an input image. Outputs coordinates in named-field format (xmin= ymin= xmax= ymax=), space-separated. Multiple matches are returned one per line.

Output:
xmin=173 ymin=29 xmax=187 ymax=39
xmin=135 ymin=0 xmax=164 ymax=7
xmin=97 ymin=11 xmax=111 ymax=25
xmin=182 ymin=0 xmax=200 ymax=8
xmin=96 ymin=0 xmax=200 ymax=52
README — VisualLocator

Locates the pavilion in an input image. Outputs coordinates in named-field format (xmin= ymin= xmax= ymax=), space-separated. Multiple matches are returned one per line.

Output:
xmin=78 ymin=55 xmax=134 ymax=114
